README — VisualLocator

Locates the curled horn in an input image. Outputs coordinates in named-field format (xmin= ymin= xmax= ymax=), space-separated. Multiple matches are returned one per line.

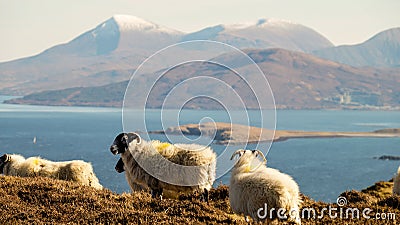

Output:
xmin=254 ymin=150 xmax=266 ymax=163
xmin=230 ymin=149 xmax=245 ymax=160
xmin=250 ymin=150 xmax=267 ymax=172
xmin=130 ymin=132 xmax=141 ymax=144
xmin=123 ymin=133 xmax=141 ymax=151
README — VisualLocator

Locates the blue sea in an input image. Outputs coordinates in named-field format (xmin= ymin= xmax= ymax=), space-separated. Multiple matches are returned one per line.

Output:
xmin=0 ymin=95 xmax=399 ymax=202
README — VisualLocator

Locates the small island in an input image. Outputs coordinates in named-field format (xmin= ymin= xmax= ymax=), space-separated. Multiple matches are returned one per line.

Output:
xmin=375 ymin=155 xmax=400 ymax=161
xmin=151 ymin=122 xmax=400 ymax=145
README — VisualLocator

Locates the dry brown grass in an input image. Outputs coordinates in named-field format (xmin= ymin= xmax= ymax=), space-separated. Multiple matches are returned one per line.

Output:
xmin=0 ymin=176 xmax=398 ymax=224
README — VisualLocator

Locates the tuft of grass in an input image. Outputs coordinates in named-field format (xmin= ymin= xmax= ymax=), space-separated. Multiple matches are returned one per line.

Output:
xmin=362 ymin=181 xmax=393 ymax=199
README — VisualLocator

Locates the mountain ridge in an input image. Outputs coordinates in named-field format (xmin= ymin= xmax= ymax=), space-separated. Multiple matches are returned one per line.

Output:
xmin=182 ymin=18 xmax=334 ymax=52
xmin=0 ymin=15 xmax=335 ymax=96
xmin=313 ymin=27 xmax=400 ymax=67
xmin=5 ymin=48 xmax=400 ymax=110
xmin=0 ymin=15 xmax=399 ymax=110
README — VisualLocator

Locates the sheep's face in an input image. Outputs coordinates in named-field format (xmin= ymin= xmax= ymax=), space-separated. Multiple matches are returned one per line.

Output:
xmin=110 ymin=132 xmax=141 ymax=155
xmin=0 ymin=154 xmax=11 ymax=174
xmin=230 ymin=149 xmax=266 ymax=171
xmin=115 ymin=158 xmax=125 ymax=173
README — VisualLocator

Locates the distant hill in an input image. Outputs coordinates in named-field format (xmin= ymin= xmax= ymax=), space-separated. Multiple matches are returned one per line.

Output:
xmin=1 ymin=15 xmax=399 ymax=109
xmin=0 ymin=15 xmax=333 ymax=96
xmin=6 ymin=48 xmax=400 ymax=110
xmin=5 ymin=81 xmax=128 ymax=107
xmin=246 ymin=48 xmax=400 ymax=109
xmin=313 ymin=28 xmax=400 ymax=68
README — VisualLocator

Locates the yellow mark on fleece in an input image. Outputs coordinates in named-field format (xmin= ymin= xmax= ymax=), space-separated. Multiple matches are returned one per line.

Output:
xmin=32 ymin=158 xmax=40 ymax=165
xmin=32 ymin=158 xmax=41 ymax=173
xmin=153 ymin=142 xmax=171 ymax=152
xmin=244 ymin=163 xmax=261 ymax=173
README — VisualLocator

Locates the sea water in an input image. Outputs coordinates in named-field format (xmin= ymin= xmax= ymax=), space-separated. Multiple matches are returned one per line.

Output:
xmin=0 ymin=96 xmax=399 ymax=202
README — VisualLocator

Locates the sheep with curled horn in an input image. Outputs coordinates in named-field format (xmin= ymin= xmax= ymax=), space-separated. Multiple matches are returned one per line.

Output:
xmin=229 ymin=149 xmax=301 ymax=224
xmin=0 ymin=154 xmax=102 ymax=189
xmin=110 ymin=132 xmax=216 ymax=201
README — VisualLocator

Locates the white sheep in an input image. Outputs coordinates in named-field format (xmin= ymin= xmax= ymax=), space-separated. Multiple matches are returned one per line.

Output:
xmin=229 ymin=149 xmax=301 ymax=224
xmin=110 ymin=132 xmax=216 ymax=200
xmin=393 ymin=166 xmax=400 ymax=195
xmin=0 ymin=154 xmax=103 ymax=190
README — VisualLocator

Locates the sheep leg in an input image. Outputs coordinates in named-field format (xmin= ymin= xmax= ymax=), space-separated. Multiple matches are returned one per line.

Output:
xmin=201 ymin=188 xmax=209 ymax=202
xmin=151 ymin=188 xmax=163 ymax=200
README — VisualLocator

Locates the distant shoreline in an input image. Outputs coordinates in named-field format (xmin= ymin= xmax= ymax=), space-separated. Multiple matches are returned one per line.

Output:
xmin=3 ymin=99 xmax=400 ymax=111
xmin=1 ymin=94 xmax=400 ymax=111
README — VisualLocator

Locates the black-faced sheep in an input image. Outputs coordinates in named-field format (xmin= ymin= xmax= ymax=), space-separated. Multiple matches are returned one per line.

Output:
xmin=393 ymin=166 xmax=400 ymax=195
xmin=110 ymin=132 xmax=216 ymax=200
xmin=229 ymin=149 xmax=301 ymax=224
xmin=0 ymin=154 xmax=103 ymax=190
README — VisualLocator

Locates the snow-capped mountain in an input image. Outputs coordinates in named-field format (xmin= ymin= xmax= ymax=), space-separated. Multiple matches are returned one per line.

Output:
xmin=182 ymin=18 xmax=334 ymax=52
xmin=3 ymin=15 xmax=388 ymax=96
xmin=0 ymin=15 xmax=183 ymax=95
xmin=107 ymin=15 xmax=183 ymax=54
xmin=313 ymin=28 xmax=400 ymax=67
xmin=45 ymin=15 xmax=184 ymax=56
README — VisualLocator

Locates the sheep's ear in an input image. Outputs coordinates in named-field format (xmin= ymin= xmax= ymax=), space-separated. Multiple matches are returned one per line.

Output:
xmin=252 ymin=150 xmax=260 ymax=157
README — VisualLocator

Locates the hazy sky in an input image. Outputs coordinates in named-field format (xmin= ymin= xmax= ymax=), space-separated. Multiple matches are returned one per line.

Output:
xmin=0 ymin=0 xmax=399 ymax=62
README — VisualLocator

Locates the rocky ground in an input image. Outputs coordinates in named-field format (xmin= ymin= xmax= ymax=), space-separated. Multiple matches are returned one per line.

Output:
xmin=0 ymin=176 xmax=399 ymax=224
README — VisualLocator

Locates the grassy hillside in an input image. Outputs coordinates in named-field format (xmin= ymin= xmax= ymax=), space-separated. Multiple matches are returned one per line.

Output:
xmin=0 ymin=176 xmax=399 ymax=224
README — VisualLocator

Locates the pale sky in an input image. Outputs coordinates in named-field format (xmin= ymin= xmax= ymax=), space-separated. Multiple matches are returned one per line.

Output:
xmin=0 ymin=0 xmax=399 ymax=62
